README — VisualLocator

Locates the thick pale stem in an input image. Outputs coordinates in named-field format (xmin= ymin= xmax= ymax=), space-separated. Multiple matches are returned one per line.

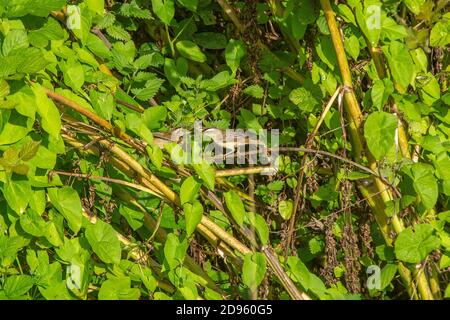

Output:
xmin=45 ymin=88 xmax=146 ymax=153
xmin=216 ymin=166 xmax=276 ymax=177
xmin=319 ymin=0 xmax=434 ymax=300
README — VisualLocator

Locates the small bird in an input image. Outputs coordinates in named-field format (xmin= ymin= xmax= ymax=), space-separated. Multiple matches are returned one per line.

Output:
xmin=152 ymin=127 xmax=268 ymax=158
xmin=152 ymin=128 xmax=189 ymax=149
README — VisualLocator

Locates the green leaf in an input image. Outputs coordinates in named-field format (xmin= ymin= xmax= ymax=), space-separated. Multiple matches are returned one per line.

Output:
xmin=242 ymin=252 xmax=266 ymax=290
xmin=85 ymin=220 xmax=122 ymax=265
xmin=434 ymin=152 xmax=450 ymax=181
xmin=85 ymin=0 xmax=105 ymax=15
xmin=0 ymin=111 xmax=33 ymax=145
xmin=382 ymin=41 xmax=415 ymax=93
xmin=3 ymin=180 xmax=32 ymax=214
xmin=29 ymin=189 xmax=46 ymax=214
xmin=154 ymin=292 xmax=172 ymax=300
xmin=23 ymin=18 xmax=64 ymax=49
xmin=97 ymin=12 xmax=116 ymax=29
xmin=410 ymin=48 xmax=428 ymax=73
xmin=62 ymin=59 xmax=85 ymax=92
xmin=28 ymin=144 xmax=57 ymax=170
xmin=403 ymin=0 xmax=426 ymax=15
xmin=380 ymin=264 xmax=397 ymax=290
xmin=355 ymin=0 xmax=381 ymax=46
xmin=395 ymin=224 xmax=441 ymax=263
xmin=32 ymin=84 xmax=61 ymax=139
xmin=106 ymin=25 xmax=131 ymax=42
xmin=86 ymin=33 xmax=111 ymax=59
xmin=132 ymin=77 xmax=164 ymax=101
xmin=278 ymin=199 xmax=294 ymax=220
xmin=175 ymin=40 xmax=206 ymax=63
xmin=194 ymin=32 xmax=227 ymax=49
xmin=224 ymin=191 xmax=245 ymax=227
xmin=364 ymin=111 xmax=397 ymax=160
xmin=0 ymin=235 xmax=28 ymax=266
xmin=183 ymin=201 xmax=203 ymax=236
xmin=48 ymin=187 xmax=83 ymax=234
xmin=243 ymin=85 xmax=264 ymax=99
xmin=2 ymin=29 xmax=29 ymax=56
xmin=201 ymin=71 xmax=236 ymax=92
xmin=315 ymin=36 xmax=337 ymax=70
xmin=75 ymin=48 xmax=99 ymax=67
xmin=371 ymin=79 xmax=394 ymax=111
xmin=180 ymin=176 xmax=202 ymax=205
xmin=338 ymin=4 xmax=357 ymax=25
xmin=164 ymin=233 xmax=188 ymax=269
xmin=70 ymin=12 xmax=91 ymax=45
xmin=120 ymin=0 xmax=151 ymax=19
xmin=20 ymin=209 xmax=46 ymax=237
xmin=309 ymin=238 xmax=324 ymax=255
xmin=177 ymin=0 xmax=198 ymax=12
xmin=286 ymin=256 xmax=327 ymax=295
xmin=148 ymin=145 xmax=163 ymax=169
xmin=3 ymin=275 xmax=34 ymax=299
xmin=440 ymin=252 xmax=450 ymax=269
xmin=151 ymin=0 xmax=175 ymax=25
xmin=430 ymin=21 xmax=450 ymax=47
xmin=247 ymin=213 xmax=269 ymax=245
xmin=192 ymin=160 xmax=215 ymax=190
xmin=281 ymin=0 xmax=315 ymax=40
xmin=15 ymin=48 xmax=50 ymax=75
xmin=376 ymin=245 xmax=395 ymax=261
xmin=143 ymin=106 xmax=167 ymax=130
xmin=18 ymin=140 xmax=41 ymax=162
xmin=119 ymin=205 xmax=145 ymax=231
xmin=0 ymin=148 xmax=19 ymax=169
xmin=0 ymin=79 xmax=9 ymax=98
xmin=164 ymin=58 xmax=182 ymax=87
xmin=382 ymin=17 xmax=407 ymax=40
xmin=345 ymin=35 xmax=360 ymax=61
xmin=402 ymin=163 xmax=438 ymax=209
xmin=98 ymin=277 xmax=140 ymax=300
xmin=56 ymin=237 xmax=88 ymax=263
xmin=5 ymin=0 xmax=66 ymax=17
xmin=111 ymin=41 xmax=136 ymax=72
xmin=237 ymin=109 xmax=262 ymax=131
xmin=289 ymin=87 xmax=319 ymax=112
xmin=44 ymin=222 xmax=64 ymax=247
xmin=134 ymin=54 xmax=163 ymax=69
xmin=225 ymin=39 xmax=246 ymax=74
xmin=89 ymin=90 xmax=114 ymax=121
xmin=126 ymin=113 xmax=153 ymax=145
xmin=419 ymin=74 xmax=440 ymax=106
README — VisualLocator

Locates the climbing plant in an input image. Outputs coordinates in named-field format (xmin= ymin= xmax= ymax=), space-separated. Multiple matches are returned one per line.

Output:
xmin=0 ymin=0 xmax=449 ymax=300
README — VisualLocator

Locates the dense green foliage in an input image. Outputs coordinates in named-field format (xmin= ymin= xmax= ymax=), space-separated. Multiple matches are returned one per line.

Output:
xmin=0 ymin=0 xmax=449 ymax=300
